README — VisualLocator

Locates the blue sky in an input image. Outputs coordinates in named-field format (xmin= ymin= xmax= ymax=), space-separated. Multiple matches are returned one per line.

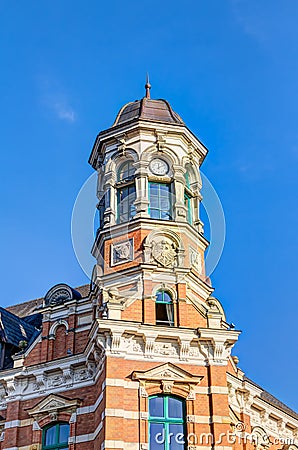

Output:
xmin=1 ymin=1 xmax=298 ymax=410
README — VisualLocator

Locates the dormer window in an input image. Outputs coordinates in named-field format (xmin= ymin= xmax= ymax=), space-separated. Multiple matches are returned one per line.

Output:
xmin=116 ymin=161 xmax=136 ymax=224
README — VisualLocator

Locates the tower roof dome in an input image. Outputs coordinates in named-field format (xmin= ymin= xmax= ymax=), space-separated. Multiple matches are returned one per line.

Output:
xmin=113 ymin=97 xmax=184 ymax=127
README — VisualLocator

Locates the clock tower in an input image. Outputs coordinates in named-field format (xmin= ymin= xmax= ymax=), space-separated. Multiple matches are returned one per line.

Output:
xmin=87 ymin=82 xmax=241 ymax=449
xmin=1 ymin=83 xmax=297 ymax=450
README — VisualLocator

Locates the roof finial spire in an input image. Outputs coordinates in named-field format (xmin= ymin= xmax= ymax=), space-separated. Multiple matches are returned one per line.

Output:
xmin=145 ymin=73 xmax=151 ymax=99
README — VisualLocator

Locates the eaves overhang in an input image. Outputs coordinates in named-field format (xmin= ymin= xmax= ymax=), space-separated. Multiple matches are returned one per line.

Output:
xmin=89 ymin=119 xmax=209 ymax=169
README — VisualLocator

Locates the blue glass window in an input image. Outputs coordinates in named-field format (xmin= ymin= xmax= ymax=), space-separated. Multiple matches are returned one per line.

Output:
xmin=184 ymin=193 xmax=192 ymax=225
xmin=117 ymin=184 xmax=136 ymax=223
xmin=184 ymin=169 xmax=193 ymax=225
xmin=155 ymin=290 xmax=174 ymax=326
xmin=43 ymin=423 xmax=70 ymax=450
xmin=149 ymin=183 xmax=172 ymax=220
xmin=149 ymin=396 xmax=185 ymax=450
xmin=184 ymin=171 xmax=191 ymax=189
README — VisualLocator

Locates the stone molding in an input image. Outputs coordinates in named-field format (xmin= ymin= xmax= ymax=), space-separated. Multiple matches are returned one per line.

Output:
xmin=227 ymin=373 xmax=298 ymax=441
xmin=132 ymin=362 xmax=203 ymax=399
xmin=26 ymin=393 xmax=81 ymax=425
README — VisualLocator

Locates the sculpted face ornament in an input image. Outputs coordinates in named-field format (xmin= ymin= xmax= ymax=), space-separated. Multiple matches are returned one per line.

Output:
xmin=152 ymin=238 xmax=177 ymax=267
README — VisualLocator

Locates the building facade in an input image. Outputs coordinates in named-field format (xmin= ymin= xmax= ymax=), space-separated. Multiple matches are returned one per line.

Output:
xmin=0 ymin=84 xmax=297 ymax=450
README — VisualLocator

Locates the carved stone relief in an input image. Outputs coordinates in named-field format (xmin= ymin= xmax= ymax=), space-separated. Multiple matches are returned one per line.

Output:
xmin=154 ymin=342 xmax=178 ymax=356
xmin=111 ymin=238 xmax=134 ymax=266
xmin=143 ymin=229 xmax=185 ymax=268
xmin=189 ymin=247 xmax=202 ymax=274
xmin=151 ymin=238 xmax=177 ymax=268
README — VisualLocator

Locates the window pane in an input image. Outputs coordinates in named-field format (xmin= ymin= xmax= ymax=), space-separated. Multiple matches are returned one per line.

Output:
xmin=120 ymin=201 xmax=129 ymax=213
xmin=117 ymin=185 xmax=136 ymax=223
xmin=118 ymin=161 xmax=135 ymax=181
xmin=45 ymin=425 xmax=56 ymax=445
xmin=160 ymin=199 xmax=170 ymax=210
xmin=59 ymin=424 xmax=70 ymax=443
xmin=150 ymin=183 xmax=159 ymax=195
xmin=168 ymin=397 xmax=183 ymax=419
xmin=130 ymin=204 xmax=136 ymax=218
xmin=149 ymin=396 xmax=164 ymax=418
xmin=169 ymin=424 xmax=185 ymax=449
xmin=150 ymin=209 xmax=160 ymax=220
xmin=156 ymin=291 xmax=163 ymax=303
xmin=149 ymin=422 xmax=165 ymax=450
xmin=160 ymin=184 xmax=170 ymax=192
xmin=150 ymin=196 xmax=159 ymax=208
xmin=120 ymin=188 xmax=129 ymax=200
xmin=161 ymin=211 xmax=171 ymax=220
xmin=163 ymin=292 xmax=172 ymax=303
xmin=156 ymin=291 xmax=172 ymax=304
xmin=149 ymin=183 xmax=171 ymax=221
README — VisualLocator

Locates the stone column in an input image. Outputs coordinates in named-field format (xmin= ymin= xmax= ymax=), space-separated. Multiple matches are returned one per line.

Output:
xmin=192 ymin=182 xmax=204 ymax=233
xmin=134 ymin=160 xmax=150 ymax=218
xmin=172 ymin=164 xmax=187 ymax=221
xmin=103 ymin=171 xmax=117 ymax=227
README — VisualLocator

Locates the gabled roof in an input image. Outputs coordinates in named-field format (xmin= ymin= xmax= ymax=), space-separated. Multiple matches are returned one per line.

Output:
xmin=0 ymin=307 xmax=40 ymax=348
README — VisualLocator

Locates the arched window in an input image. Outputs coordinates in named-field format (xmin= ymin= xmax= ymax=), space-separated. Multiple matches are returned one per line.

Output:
xmin=118 ymin=161 xmax=135 ymax=182
xmin=184 ymin=167 xmax=193 ymax=225
xmin=42 ymin=422 xmax=70 ymax=450
xmin=116 ymin=161 xmax=136 ymax=223
xmin=155 ymin=290 xmax=174 ymax=326
xmin=149 ymin=395 xmax=186 ymax=450
xmin=149 ymin=183 xmax=172 ymax=220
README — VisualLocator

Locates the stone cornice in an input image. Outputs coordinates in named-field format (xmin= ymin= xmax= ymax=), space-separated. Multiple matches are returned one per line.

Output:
xmin=227 ymin=372 xmax=298 ymax=434
xmin=89 ymin=120 xmax=208 ymax=169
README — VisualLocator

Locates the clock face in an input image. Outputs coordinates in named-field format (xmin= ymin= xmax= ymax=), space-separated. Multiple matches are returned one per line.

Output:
xmin=150 ymin=158 xmax=169 ymax=176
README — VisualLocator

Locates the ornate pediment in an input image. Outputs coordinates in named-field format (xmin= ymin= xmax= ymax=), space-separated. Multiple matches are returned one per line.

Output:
xmin=132 ymin=362 xmax=203 ymax=384
xmin=27 ymin=393 xmax=81 ymax=418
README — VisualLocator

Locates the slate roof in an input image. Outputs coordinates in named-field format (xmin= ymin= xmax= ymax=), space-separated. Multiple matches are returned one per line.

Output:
xmin=244 ymin=376 xmax=298 ymax=420
xmin=5 ymin=284 xmax=90 ymax=318
xmin=0 ymin=307 xmax=40 ymax=348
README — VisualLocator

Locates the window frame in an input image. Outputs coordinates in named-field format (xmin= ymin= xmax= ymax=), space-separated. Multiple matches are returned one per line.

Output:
xmin=117 ymin=160 xmax=135 ymax=182
xmin=42 ymin=422 xmax=70 ymax=450
xmin=184 ymin=191 xmax=193 ymax=225
xmin=116 ymin=183 xmax=136 ymax=223
xmin=155 ymin=290 xmax=174 ymax=327
xmin=148 ymin=395 xmax=186 ymax=450
xmin=148 ymin=182 xmax=172 ymax=221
